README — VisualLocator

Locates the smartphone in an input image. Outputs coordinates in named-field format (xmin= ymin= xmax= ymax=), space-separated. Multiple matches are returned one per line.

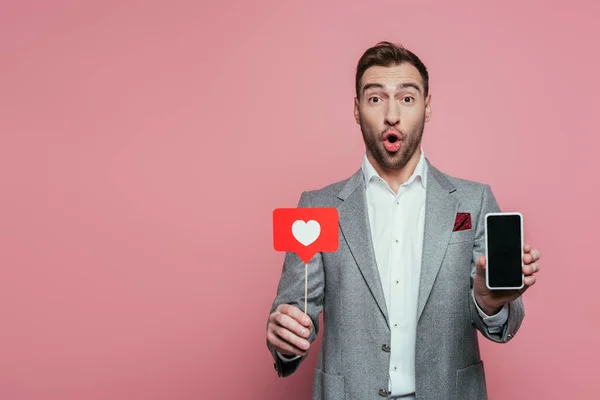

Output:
xmin=485 ymin=212 xmax=524 ymax=290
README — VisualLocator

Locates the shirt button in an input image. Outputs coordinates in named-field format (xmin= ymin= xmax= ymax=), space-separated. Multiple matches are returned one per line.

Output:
xmin=393 ymin=366 xmax=398 ymax=371
xmin=395 ymin=239 xmax=399 ymax=243
xmin=378 ymin=388 xmax=390 ymax=397
xmin=396 ymin=280 xmax=399 ymax=285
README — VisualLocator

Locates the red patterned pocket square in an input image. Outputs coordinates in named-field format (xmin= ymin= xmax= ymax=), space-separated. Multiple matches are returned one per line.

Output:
xmin=453 ymin=212 xmax=472 ymax=232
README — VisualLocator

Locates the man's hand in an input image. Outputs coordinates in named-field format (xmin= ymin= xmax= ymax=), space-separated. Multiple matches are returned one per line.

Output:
xmin=474 ymin=243 xmax=541 ymax=315
xmin=267 ymin=304 xmax=313 ymax=357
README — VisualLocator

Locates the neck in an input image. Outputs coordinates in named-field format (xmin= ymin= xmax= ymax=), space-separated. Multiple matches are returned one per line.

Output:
xmin=367 ymin=148 xmax=422 ymax=194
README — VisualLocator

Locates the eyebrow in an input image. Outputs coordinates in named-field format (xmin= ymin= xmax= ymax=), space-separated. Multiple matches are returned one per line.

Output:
xmin=362 ymin=82 xmax=422 ymax=95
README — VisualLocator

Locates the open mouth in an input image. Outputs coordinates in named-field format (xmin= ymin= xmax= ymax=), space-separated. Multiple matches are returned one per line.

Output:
xmin=383 ymin=131 xmax=402 ymax=152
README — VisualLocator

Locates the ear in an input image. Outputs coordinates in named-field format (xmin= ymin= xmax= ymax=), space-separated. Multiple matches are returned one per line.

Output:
xmin=353 ymin=97 xmax=360 ymax=124
xmin=424 ymin=94 xmax=432 ymax=122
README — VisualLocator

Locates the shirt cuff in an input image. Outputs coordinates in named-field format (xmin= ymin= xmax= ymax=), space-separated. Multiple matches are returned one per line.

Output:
xmin=276 ymin=351 xmax=301 ymax=363
xmin=471 ymin=289 xmax=509 ymax=328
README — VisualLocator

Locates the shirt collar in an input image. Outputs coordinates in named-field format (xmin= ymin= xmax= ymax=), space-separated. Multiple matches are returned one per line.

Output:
xmin=361 ymin=148 xmax=428 ymax=190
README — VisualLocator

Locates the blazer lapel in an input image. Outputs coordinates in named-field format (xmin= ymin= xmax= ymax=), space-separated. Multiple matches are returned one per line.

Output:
xmin=417 ymin=160 xmax=459 ymax=322
xmin=337 ymin=169 xmax=389 ymax=326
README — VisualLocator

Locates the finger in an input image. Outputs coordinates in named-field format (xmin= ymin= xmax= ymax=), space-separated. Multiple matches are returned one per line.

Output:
xmin=529 ymin=249 xmax=540 ymax=263
xmin=271 ymin=311 xmax=311 ymax=339
xmin=522 ymin=263 xmax=536 ymax=276
xmin=272 ymin=323 xmax=311 ymax=352
xmin=523 ymin=252 xmax=536 ymax=265
xmin=267 ymin=330 xmax=307 ymax=356
xmin=475 ymin=256 xmax=486 ymax=271
xmin=278 ymin=304 xmax=313 ymax=330
xmin=524 ymin=274 xmax=537 ymax=287
xmin=523 ymin=248 xmax=541 ymax=264
xmin=476 ymin=256 xmax=486 ymax=278
xmin=475 ymin=256 xmax=485 ymax=277
xmin=524 ymin=243 xmax=531 ymax=253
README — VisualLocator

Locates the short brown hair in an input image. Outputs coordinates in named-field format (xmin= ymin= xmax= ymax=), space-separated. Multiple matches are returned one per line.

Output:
xmin=355 ymin=41 xmax=429 ymax=99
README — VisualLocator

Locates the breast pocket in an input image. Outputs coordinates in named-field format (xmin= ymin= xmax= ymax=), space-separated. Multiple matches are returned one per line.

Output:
xmin=448 ymin=228 xmax=475 ymax=244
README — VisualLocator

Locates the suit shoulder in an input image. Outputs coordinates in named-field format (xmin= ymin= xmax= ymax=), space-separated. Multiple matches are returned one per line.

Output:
xmin=302 ymin=171 xmax=359 ymax=206
xmin=426 ymin=158 xmax=491 ymax=195
xmin=436 ymin=169 xmax=491 ymax=193
xmin=305 ymin=176 xmax=350 ymax=198
xmin=431 ymin=168 xmax=496 ymax=206
xmin=435 ymin=169 xmax=501 ymax=213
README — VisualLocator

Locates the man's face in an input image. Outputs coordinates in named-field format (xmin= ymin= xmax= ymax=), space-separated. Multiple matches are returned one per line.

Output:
xmin=354 ymin=63 xmax=431 ymax=171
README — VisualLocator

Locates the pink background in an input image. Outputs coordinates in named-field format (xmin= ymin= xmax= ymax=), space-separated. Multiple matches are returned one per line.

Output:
xmin=1 ymin=1 xmax=598 ymax=399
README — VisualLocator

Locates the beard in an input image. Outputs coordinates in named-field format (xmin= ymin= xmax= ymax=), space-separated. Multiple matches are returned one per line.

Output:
xmin=359 ymin=115 xmax=425 ymax=171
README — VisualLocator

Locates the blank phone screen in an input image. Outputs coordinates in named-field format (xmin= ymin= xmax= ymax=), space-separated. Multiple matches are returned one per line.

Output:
xmin=487 ymin=215 xmax=522 ymax=288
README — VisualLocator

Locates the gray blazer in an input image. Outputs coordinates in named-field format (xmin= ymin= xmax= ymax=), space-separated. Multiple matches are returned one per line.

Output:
xmin=267 ymin=158 xmax=525 ymax=400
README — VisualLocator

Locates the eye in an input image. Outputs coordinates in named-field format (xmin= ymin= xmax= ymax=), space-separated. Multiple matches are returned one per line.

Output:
xmin=369 ymin=96 xmax=381 ymax=104
xmin=403 ymin=96 xmax=414 ymax=103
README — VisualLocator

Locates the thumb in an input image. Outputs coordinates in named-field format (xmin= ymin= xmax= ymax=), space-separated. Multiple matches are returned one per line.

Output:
xmin=294 ymin=307 xmax=313 ymax=330
xmin=475 ymin=256 xmax=486 ymax=277
xmin=302 ymin=313 xmax=314 ymax=331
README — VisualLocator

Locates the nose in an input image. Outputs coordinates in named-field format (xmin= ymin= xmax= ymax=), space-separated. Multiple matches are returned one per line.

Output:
xmin=385 ymin=101 xmax=400 ymax=127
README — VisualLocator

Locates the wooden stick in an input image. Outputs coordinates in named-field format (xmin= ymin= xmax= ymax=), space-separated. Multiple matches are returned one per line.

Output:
xmin=304 ymin=263 xmax=308 ymax=314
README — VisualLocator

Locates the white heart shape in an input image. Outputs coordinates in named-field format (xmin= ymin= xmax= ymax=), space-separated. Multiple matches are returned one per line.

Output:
xmin=292 ymin=220 xmax=321 ymax=246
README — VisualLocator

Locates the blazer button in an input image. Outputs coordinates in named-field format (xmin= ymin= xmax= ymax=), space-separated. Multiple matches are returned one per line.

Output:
xmin=381 ymin=344 xmax=391 ymax=352
xmin=378 ymin=388 xmax=390 ymax=397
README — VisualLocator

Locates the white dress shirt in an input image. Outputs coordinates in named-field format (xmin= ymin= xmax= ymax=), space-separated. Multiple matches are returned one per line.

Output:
xmin=278 ymin=148 xmax=508 ymax=399
xmin=362 ymin=148 xmax=507 ymax=398
xmin=362 ymin=148 xmax=425 ymax=398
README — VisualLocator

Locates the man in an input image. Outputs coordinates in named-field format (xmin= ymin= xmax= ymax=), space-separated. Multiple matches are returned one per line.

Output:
xmin=266 ymin=41 xmax=541 ymax=399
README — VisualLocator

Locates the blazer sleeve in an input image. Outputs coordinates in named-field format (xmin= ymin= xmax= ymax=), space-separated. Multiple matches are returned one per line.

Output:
xmin=266 ymin=190 xmax=325 ymax=377
xmin=469 ymin=184 xmax=525 ymax=343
